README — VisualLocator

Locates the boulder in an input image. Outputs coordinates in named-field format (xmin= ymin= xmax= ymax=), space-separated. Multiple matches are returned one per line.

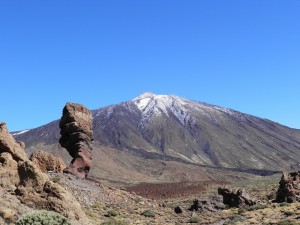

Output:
xmin=218 ymin=187 xmax=257 ymax=208
xmin=30 ymin=150 xmax=66 ymax=173
xmin=0 ymin=122 xmax=27 ymax=162
xmin=59 ymin=103 xmax=93 ymax=178
xmin=0 ymin=122 xmax=89 ymax=224
xmin=188 ymin=196 xmax=225 ymax=212
xmin=275 ymin=171 xmax=300 ymax=203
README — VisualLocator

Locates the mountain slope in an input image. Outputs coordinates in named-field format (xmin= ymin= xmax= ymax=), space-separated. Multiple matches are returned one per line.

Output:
xmin=14 ymin=92 xmax=300 ymax=173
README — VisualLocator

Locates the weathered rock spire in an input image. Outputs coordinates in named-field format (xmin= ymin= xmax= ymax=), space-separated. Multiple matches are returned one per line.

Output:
xmin=59 ymin=102 xmax=94 ymax=179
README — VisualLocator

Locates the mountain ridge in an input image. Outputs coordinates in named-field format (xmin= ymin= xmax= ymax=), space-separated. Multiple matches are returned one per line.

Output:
xmin=13 ymin=93 xmax=300 ymax=177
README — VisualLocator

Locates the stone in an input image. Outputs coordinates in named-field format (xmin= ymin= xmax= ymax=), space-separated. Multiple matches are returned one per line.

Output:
xmin=59 ymin=103 xmax=93 ymax=178
xmin=174 ymin=206 xmax=183 ymax=214
xmin=30 ymin=150 xmax=66 ymax=173
xmin=275 ymin=171 xmax=300 ymax=203
xmin=218 ymin=187 xmax=257 ymax=208
xmin=188 ymin=197 xmax=225 ymax=212
xmin=0 ymin=122 xmax=27 ymax=162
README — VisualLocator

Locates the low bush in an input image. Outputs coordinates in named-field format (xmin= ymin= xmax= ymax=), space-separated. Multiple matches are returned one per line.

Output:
xmin=16 ymin=210 xmax=70 ymax=225
xmin=100 ymin=220 xmax=128 ymax=225
xmin=283 ymin=211 xmax=295 ymax=216
xmin=141 ymin=210 xmax=155 ymax=218
xmin=249 ymin=204 xmax=268 ymax=211
xmin=189 ymin=216 xmax=201 ymax=223
xmin=224 ymin=215 xmax=246 ymax=225
xmin=107 ymin=209 xmax=119 ymax=217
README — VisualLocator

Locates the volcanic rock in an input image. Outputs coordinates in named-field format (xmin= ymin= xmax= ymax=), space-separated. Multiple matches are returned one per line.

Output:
xmin=218 ymin=187 xmax=257 ymax=208
xmin=0 ymin=122 xmax=27 ymax=162
xmin=174 ymin=206 xmax=183 ymax=214
xmin=0 ymin=122 xmax=89 ymax=224
xmin=59 ymin=103 xmax=93 ymax=178
xmin=188 ymin=197 xmax=225 ymax=212
xmin=30 ymin=150 xmax=66 ymax=173
xmin=275 ymin=171 xmax=300 ymax=203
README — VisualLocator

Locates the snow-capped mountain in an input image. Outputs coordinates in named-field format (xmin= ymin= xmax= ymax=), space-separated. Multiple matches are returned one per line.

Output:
xmin=14 ymin=93 xmax=300 ymax=171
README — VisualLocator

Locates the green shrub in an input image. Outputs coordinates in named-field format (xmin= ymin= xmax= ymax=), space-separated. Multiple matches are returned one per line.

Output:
xmin=189 ymin=215 xmax=201 ymax=223
xmin=280 ymin=202 xmax=290 ymax=207
xmin=107 ymin=209 xmax=119 ymax=217
xmin=224 ymin=215 xmax=246 ymax=225
xmin=51 ymin=176 xmax=61 ymax=183
xmin=283 ymin=211 xmax=295 ymax=216
xmin=16 ymin=210 xmax=71 ymax=225
xmin=141 ymin=210 xmax=155 ymax=218
xmin=276 ymin=220 xmax=300 ymax=225
xmin=249 ymin=204 xmax=268 ymax=211
xmin=100 ymin=220 xmax=128 ymax=225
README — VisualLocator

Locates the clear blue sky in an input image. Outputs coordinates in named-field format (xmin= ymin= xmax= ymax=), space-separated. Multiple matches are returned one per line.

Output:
xmin=1 ymin=1 xmax=299 ymax=131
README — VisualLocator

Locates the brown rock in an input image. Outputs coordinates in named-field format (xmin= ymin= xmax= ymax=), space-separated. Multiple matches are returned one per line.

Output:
xmin=30 ymin=150 xmax=66 ymax=173
xmin=0 ymin=122 xmax=27 ymax=162
xmin=188 ymin=196 xmax=225 ymax=212
xmin=0 ymin=152 xmax=20 ymax=188
xmin=275 ymin=171 xmax=300 ymax=203
xmin=218 ymin=187 xmax=257 ymax=208
xmin=0 ymin=122 xmax=89 ymax=224
xmin=59 ymin=103 xmax=94 ymax=178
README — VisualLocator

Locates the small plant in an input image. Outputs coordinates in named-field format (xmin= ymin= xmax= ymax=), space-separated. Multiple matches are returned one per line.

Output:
xmin=224 ymin=204 xmax=230 ymax=209
xmin=101 ymin=220 xmax=128 ymax=225
xmin=141 ymin=210 xmax=155 ymax=218
xmin=189 ymin=215 xmax=201 ymax=223
xmin=249 ymin=204 xmax=268 ymax=211
xmin=91 ymin=203 xmax=102 ymax=209
xmin=284 ymin=211 xmax=295 ymax=216
xmin=224 ymin=215 xmax=246 ymax=225
xmin=280 ymin=202 xmax=290 ymax=207
xmin=277 ymin=220 xmax=300 ymax=225
xmin=16 ymin=210 xmax=70 ymax=225
xmin=107 ymin=209 xmax=119 ymax=217
xmin=51 ymin=175 xmax=61 ymax=183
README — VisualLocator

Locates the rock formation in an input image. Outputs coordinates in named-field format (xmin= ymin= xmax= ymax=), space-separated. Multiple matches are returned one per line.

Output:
xmin=275 ymin=171 xmax=300 ymax=203
xmin=0 ymin=122 xmax=89 ymax=225
xmin=188 ymin=197 xmax=225 ymax=212
xmin=30 ymin=150 xmax=66 ymax=173
xmin=218 ymin=187 xmax=257 ymax=208
xmin=59 ymin=103 xmax=93 ymax=178
xmin=0 ymin=122 xmax=27 ymax=162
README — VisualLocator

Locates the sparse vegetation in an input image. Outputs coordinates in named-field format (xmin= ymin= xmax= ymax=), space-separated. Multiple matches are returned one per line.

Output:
xmin=51 ymin=175 xmax=61 ymax=183
xmin=189 ymin=215 xmax=201 ymax=223
xmin=276 ymin=220 xmax=300 ymax=225
xmin=141 ymin=210 xmax=155 ymax=218
xmin=107 ymin=209 xmax=119 ymax=217
xmin=16 ymin=210 xmax=71 ymax=225
xmin=224 ymin=215 xmax=246 ymax=224
xmin=249 ymin=204 xmax=268 ymax=211
xmin=283 ymin=211 xmax=295 ymax=216
xmin=100 ymin=220 xmax=128 ymax=225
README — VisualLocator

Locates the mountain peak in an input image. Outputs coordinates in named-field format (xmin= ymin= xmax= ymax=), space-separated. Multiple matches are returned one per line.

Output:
xmin=133 ymin=92 xmax=156 ymax=101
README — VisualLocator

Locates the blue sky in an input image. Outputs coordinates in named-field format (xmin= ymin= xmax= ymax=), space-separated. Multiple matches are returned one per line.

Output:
xmin=0 ymin=1 xmax=299 ymax=131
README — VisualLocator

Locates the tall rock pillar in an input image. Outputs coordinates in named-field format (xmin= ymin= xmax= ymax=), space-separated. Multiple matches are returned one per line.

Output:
xmin=59 ymin=103 xmax=93 ymax=178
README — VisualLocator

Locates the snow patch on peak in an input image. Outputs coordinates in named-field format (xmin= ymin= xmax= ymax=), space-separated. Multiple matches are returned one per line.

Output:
xmin=133 ymin=92 xmax=156 ymax=101
xmin=132 ymin=93 xmax=196 ymax=127
xmin=12 ymin=129 xmax=29 ymax=136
